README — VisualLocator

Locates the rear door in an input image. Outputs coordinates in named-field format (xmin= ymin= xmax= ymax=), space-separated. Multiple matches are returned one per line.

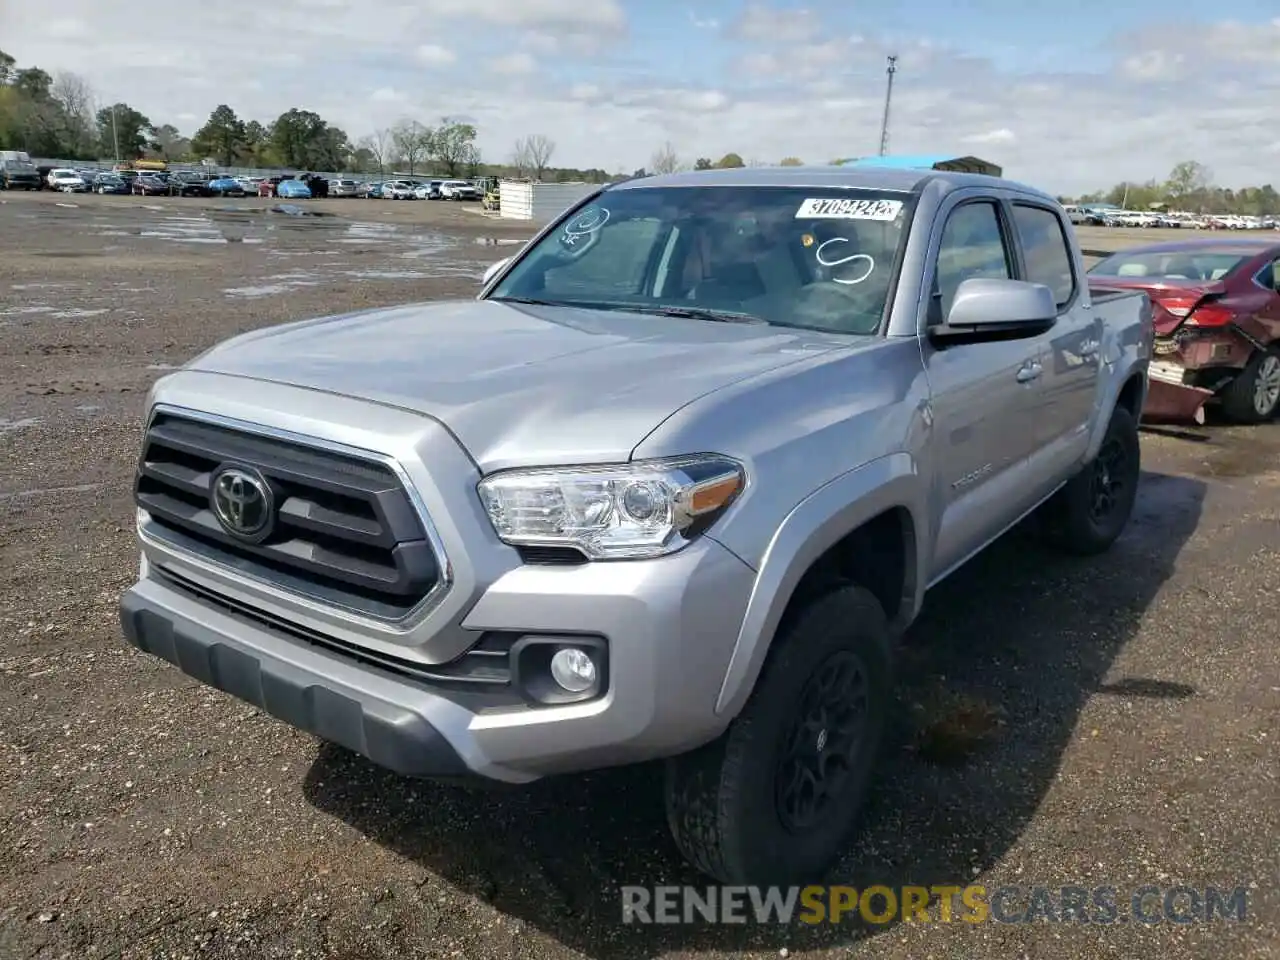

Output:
xmin=1009 ymin=200 xmax=1101 ymax=477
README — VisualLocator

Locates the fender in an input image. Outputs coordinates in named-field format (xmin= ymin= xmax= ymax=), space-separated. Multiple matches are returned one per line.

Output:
xmin=713 ymin=452 xmax=925 ymax=717
xmin=1085 ymin=354 xmax=1148 ymax=462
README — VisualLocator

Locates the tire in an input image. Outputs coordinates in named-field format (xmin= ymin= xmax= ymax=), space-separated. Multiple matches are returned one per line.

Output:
xmin=1219 ymin=348 xmax=1280 ymax=424
xmin=1040 ymin=404 xmax=1140 ymax=556
xmin=665 ymin=585 xmax=892 ymax=885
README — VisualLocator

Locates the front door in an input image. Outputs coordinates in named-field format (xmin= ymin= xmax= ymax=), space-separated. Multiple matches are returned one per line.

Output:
xmin=922 ymin=198 xmax=1047 ymax=582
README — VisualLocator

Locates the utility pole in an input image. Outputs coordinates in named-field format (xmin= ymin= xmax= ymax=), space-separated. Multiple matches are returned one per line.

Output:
xmin=878 ymin=55 xmax=897 ymax=157
xmin=111 ymin=104 xmax=120 ymax=162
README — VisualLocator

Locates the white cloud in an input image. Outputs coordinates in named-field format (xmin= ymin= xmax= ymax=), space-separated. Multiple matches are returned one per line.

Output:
xmin=416 ymin=44 xmax=456 ymax=66
xmin=728 ymin=3 xmax=822 ymax=44
xmin=690 ymin=11 xmax=719 ymax=29
xmin=1121 ymin=50 xmax=1184 ymax=81
xmin=1 ymin=2 xmax=1278 ymax=192
xmin=487 ymin=52 xmax=538 ymax=75
xmin=963 ymin=128 xmax=1017 ymax=146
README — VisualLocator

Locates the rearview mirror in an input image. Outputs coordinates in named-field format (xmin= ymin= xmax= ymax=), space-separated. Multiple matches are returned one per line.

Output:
xmin=482 ymin=257 xmax=512 ymax=285
xmin=932 ymin=277 xmax=1056 ymax=340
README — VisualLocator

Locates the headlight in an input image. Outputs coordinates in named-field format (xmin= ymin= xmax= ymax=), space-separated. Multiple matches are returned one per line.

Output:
xmin=477 ymin=455 xmax=745 ymax=560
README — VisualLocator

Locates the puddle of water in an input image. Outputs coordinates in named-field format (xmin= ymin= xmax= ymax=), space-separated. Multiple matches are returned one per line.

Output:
xmin=223 ymin=284 xmax=297 ymax=298
xmin=0 ymin=305 xmax=56 ymax=316
xmin=0 ymin=417 xmax=41 ymax=434
xmin=347 ymin=270 xmax=430 ymax=280
xmin=146 ymin=363 xmax=181 ymax=370
xmin=473 ymin=237 xmax=525 ymax=246
xmin=54 ymin=202 xmax=80 ymax=209
xmin=52 ymin=308 xmax=108 ymax=319
xmin=75 ymin=404 xmax=102 ymax=413
xmin=11 ymin=282 xmax=73 ymax=291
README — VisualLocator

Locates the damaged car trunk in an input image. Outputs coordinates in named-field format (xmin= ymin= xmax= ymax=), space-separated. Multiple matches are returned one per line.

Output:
xmin=1086 ymin=239 xmax=1280 ymax=424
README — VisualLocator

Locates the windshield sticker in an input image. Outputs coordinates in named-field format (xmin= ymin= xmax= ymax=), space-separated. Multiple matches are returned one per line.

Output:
xmin=814 ymin=238 xmax=875 ymax=285
xmin=796 ymin=197 xmax=903 ymax=221
xmin=561 ymin=206 xmax=610 ymax=251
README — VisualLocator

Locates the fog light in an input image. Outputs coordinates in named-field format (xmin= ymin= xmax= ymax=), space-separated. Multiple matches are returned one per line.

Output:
xmin=549 ymin=648 xmax=597 ymax=693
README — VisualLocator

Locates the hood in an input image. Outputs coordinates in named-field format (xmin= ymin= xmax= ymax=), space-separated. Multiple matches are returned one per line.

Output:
xmin=187 ymin=299 xmax=853 ymax=470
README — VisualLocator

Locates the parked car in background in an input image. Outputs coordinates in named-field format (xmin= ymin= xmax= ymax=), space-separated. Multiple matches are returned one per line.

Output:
xmin=276 ymin=178 xmax=312 ymax=199
xmin=93 ymin=172 xmax=131 ymax=195
xmin=1088 ymin=238 xmax=1280 ymax=424
xmin=132 ymin=173 xmax=170 ymax=196
xmin=47 ymin=168 xmax=88 ymax=192
xmin=169 ymin=173 xmax=212 ymax=197
xmin=0 ymin=158 xmax=41 ymax=189
xmin=329 ymin=178 xmax=359 ymax=197
xmin=382 ymin=180 xmax=417 ymax=199
xmin=439 ymin=179 xmax=478 ymax=200
xmin=362 ymin=181 xmax=384 ymax=198
xmin=120 ymin=165 xmax=1151 ymax=886
xmin=414 ymin=179 xmax=443 ymax=199
xmin=206 ymin=176 xmax=246 ymax=197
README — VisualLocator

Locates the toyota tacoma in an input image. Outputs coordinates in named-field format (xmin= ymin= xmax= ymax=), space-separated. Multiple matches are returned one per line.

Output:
xmin=121 ymin=165 xmax=1153 ymax=883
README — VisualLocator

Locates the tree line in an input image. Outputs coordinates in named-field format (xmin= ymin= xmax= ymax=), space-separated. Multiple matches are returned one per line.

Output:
xmin=1066 ymin=161 xmax=1280 ymax=216
xmin=0 ymin=49 xmax=614 ymax=182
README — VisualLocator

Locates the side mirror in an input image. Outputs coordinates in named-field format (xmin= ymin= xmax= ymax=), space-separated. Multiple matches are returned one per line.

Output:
xmin=482 ymin=257 xmax=512 ymax=286
xmin=931 ymin=277 xmax=1057 ymax=341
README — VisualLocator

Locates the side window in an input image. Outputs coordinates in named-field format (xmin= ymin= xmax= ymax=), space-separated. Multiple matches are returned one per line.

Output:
xmin=1012 ymin=204 xmax=1076 ymax=308
xmin=1258 ymin=259 xmax=1279 ymax=293
xmin=933 ymin=202 xmax=1012 ymax=318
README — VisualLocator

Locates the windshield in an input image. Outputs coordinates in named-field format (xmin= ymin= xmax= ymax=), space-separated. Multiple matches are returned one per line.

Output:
xmin=1088 ymin=250 xmax=1251 ymax=282
xmin=487 ymin=185 xmax=912 ymax=334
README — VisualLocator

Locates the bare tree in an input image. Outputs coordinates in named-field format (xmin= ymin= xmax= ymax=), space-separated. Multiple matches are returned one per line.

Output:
xmin=391 ymin=120 xmax=432 ymax=175
xmin=510 ymin=138 xmax=532 ymax=178
xmin=360 ymin=128 xmax=394 ymax=176
xmin=51 ymin=71 xmax=96 ymax=155
xmin=524 ymin=134 xmax=555 ymax=180
xmin=649 ymin=141 xmax=682 ymax=175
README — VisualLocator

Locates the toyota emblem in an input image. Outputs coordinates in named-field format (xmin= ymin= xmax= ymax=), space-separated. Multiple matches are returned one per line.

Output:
xmin=210 ymin=465 xmax=274 ymax=541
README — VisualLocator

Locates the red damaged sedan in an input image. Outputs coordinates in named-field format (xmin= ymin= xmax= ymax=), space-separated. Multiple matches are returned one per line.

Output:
xmin=1087 ymin=239 xmax=1280 ymax=424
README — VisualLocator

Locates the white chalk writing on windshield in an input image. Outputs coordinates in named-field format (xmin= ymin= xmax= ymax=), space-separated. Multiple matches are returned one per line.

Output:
xmin=814 ymin=238 xmax=875 ymax=285
xmin=561 ymin=206 xmax=611 ymax=249
xmin=795 ymin=197 xmax=903 ymax=221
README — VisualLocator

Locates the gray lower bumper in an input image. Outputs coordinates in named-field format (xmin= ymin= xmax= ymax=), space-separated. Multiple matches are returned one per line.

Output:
xmin=120 ymin=590 xmax=470 ymax=778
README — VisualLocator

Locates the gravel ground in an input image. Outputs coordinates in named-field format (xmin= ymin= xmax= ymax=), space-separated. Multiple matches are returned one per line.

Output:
xmin=0 ymin=191 xmax=1277 ymax=959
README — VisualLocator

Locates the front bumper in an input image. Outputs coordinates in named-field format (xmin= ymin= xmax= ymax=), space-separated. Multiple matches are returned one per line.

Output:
xmin=123 ymin=532 xmax=753 ymax=781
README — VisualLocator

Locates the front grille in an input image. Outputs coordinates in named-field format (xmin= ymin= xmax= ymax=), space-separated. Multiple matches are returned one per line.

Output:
xmin=136 ymin=413 xmax=441 ymax=619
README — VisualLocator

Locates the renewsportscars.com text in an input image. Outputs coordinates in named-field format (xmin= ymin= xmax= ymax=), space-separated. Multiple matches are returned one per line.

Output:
xmin=621 ymin=884 xmax=1250 ymax=925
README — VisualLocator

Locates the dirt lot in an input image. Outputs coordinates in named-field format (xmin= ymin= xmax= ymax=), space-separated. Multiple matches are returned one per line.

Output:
xmin=0 ymin=190 xmax=1277 ymax=959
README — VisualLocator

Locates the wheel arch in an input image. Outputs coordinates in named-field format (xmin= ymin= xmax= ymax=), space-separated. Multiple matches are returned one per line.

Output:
xmin=713 ymin=453 xmax=925 ymax=718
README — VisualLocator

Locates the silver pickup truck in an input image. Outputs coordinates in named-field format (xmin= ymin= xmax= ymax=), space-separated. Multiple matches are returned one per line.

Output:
xmin=120 ymin=166 xmax=1152 ymax=884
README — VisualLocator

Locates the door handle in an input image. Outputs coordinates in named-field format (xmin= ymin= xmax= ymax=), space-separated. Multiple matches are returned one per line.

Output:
xmin=1016 ymin=360 xmax=1042 ymax=383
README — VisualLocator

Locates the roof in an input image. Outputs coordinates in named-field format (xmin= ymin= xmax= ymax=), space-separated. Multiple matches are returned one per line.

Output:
xmin=839 ymin=154 xmax=1003 ymax=177
xmin=608 ymin=163 xmax=1061 ymax=204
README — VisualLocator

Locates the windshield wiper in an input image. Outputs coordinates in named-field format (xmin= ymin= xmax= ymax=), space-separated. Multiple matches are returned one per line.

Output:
xmin=488 ymin=295 xmax=563 ymax=306
xmin=490 ymin=296 xmax=768 ymax=325
xmin=636 ymin=304 xmax=768 ymax=324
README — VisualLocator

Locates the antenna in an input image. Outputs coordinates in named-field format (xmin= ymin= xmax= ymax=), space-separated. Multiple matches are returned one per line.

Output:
xmin=878 ymin=55 xmax=897 ymax=156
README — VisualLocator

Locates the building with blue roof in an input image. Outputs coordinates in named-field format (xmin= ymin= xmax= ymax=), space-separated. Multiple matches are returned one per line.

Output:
xmin=834 ymin=154 xmax=1003 ymax=177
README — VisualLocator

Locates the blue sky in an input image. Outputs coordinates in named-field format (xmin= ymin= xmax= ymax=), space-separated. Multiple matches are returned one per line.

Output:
xmin=2 ymin=1 xmax=1279 ymax=194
